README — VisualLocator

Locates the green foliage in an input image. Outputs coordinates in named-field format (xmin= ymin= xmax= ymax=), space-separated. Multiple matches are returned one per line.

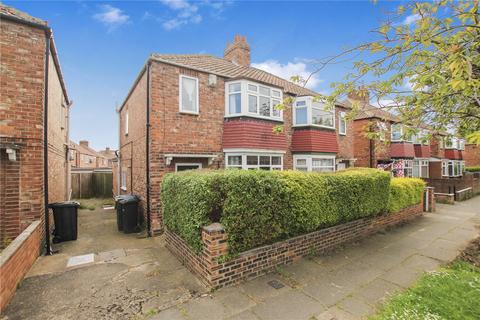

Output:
xmin=371 ymin=261 xmax=480 ymax=320
xmin=388 ymin=177 xmax=426 ymax=213
xmin=465 ymin=166 xmax=480 ymax=173
xmin=162 ymin=168 xmax=393 ymax=255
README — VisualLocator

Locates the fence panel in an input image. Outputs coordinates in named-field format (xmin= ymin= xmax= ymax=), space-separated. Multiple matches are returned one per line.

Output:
xmin=71 ymin=170 xmax=113 ymax=199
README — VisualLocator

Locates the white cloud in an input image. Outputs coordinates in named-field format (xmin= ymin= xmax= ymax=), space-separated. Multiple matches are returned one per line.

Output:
xmin=158 ymin=0 xmax=232 ymax=30
xmin=251 ymin=60 xmax=323 ymax=90
xmin=93 ymin=5 xmax=129 ymax=29
xmin=403 ymin=13 xmax=421 ymax=25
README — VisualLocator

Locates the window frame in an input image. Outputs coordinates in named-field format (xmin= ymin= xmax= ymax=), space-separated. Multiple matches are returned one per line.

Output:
xmin=179 ymin=74 xmax=200 ymax=115
xmin=293 ymin=154 xmax=336 ymax=173
xmin=121 ymin=170 xmax=127 ymax=191
xmin=225 ymin=152 xmax=283 ymax=171
xmin=224 ymin=80 xmax=283 ymax=121
xmin=293 ymin=96 xmax=335 ymax=129
xmin=339 ymin=111 xmax=347 ymax=135
xmin=175 ymin=163 xmax=203 ymax=172
xmin=125 ymin=111 xmax=129 ymax=135
xmin=413 ymin=159 xmax=429 ymax=178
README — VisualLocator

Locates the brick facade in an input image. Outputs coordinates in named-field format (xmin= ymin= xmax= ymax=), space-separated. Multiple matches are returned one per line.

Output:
xmin=464 ymin=144 xmax=480 ymax=166
xmin=166 ymin=202 xmax=424 ymax=289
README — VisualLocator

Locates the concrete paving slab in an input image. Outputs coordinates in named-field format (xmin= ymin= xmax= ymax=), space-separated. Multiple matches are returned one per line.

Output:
xmin=151 ymin=307 xmax=187 ymax=320
xmin=300 ymin=277 xmax=351 ymax=307
xmin=420 ymin=238 xmax=463 ymax=262
xmin=316 ymin=306 xmax=357 ymax=320
xmin=400 ymin=254 xmax=442 ymax=272
xmin=250 ymin=290 xmax=325 ymax=320
xmin=277 ymin=259 xmax=328 ymax=284
xmin=214 ymin=286 xmax=257 ymax=315
xmin=181 ymin=297 xmax=230 ymax=320
xmin=66 ymin=253 xmax=95 ymax=267
xmin=378 ymin=264 xmax=423 ymax=288
xmin=337 ymin=295 xmax=375 ymax=318
xmin=240 ymin=274 xmax=292 ymax=302
xmin=353 ymin=278 xmax=401 ymax=306
xmin=97 ymin=248 xmax=126 ymax=262
xmin=357 ymin=252 xmax=406 ymax=272
xmin=226 ymin=310 xmax=260 ymax=320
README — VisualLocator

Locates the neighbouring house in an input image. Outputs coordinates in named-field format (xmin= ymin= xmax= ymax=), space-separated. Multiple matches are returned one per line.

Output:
xmin=98 ymin=147 xmax=117 ymax=168
xmin=464 ymin=143 xmax=480 ymax=167
xmin=0 ymin=4 xmax=71 ymax=311
xmin=69 ymin=140 xmax=110 ymax=169
xmin=116 ymin=35 xmax=355 ymax=234
xmin=349 ymin=91 xmax=478 ymax=198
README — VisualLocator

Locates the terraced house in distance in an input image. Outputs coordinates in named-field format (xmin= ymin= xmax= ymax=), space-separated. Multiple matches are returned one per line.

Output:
xmin=116 ymin=35 xmax=354 ymax=235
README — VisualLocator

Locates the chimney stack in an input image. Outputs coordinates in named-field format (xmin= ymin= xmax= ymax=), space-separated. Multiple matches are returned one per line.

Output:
xmin=348 ymin=87 xmax=370 ymax=104
xmin=224 ymin=35 xmax=250 ymax=67
xmin=106 ymin=147 xmax=110 ymax=152
xmin=79 ymin=140 xmax=89 ymax=148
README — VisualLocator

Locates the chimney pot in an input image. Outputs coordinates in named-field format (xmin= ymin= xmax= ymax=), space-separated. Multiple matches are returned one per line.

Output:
xmin=224 ymin=35 xmax=250 ymax=67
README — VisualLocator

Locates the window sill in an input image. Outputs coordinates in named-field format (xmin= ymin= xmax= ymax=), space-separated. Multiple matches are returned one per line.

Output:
xmin=293 ymin=124 xmax=336 ymax=130
xmin=224 ymin=114 xmax=284 ymax=123
xmin=120 ymin=187 xmax=127 ymax=191
xmin=179 ymin=111 xmax=199 ymax=116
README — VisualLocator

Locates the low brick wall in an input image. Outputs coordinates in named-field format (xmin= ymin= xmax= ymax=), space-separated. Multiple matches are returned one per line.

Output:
xmin=435 ymin=193 xmax=455 ymax=204
xmin=0 ymin=220 xmax=42 ymax=312
xmin=166 ymin=203 xmax=424 ymax=289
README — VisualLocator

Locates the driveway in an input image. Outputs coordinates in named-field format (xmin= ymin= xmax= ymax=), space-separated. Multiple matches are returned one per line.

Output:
xmin=2 ymin=197 xmax=479 ymax=320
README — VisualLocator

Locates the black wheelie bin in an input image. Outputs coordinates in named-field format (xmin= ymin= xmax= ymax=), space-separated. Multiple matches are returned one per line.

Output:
xmin=48 ymin=201 xmax=80 ymax=243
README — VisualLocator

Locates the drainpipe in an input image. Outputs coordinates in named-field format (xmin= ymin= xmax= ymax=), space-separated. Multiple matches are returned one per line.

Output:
xmin=146 ymin=61 xmax=152 ymax=236
xmin=43 ymin=32 xmax=52 ymax=255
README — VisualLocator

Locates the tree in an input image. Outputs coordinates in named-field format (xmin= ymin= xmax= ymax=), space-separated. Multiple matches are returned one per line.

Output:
xmin=298 ymin=0 xmax=480 ymax=142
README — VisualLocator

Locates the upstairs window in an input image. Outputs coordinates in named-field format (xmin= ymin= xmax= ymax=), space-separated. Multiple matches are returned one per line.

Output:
xmin=293 ymin=97 xmax=335 ymax=129
xmin=412 ymin=129 xmax=429 ymax=145
xmin=378 ymin=121 xmax=388 ymax=141
xmin=225 ymin=80 xmax=283 ymax=120
xmin=180 ymin=75 xmax=199 ymax=114
xmin=391 ymin=124 xmax=413 ymax=142
xmin=125 ymin=111 xmax=129 ymax=135
xmin=339 ymin=112 xmax=346 ymax=135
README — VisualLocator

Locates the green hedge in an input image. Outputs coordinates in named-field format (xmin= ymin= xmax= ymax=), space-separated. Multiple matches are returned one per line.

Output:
xmin=388 ymin=177 xmax=426 ymax=213
xmin=465 ymin=166 xmax=480 ymax=172
xmin=163 ymin=168 xmax=397 ymax=255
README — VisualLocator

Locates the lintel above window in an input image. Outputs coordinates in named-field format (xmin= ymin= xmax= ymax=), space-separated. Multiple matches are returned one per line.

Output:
xmin=225 ymin=80 xmax=283 ymax=121
xmin=293 ymin=96 xmax=335 ymax=129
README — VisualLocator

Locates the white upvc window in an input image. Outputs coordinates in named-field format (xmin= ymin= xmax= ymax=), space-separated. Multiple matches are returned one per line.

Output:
xmin=378 ymin=121 xmax=388 ymax=141
xmin=225 ymin=152 xmax=283 ymax=170
xmin=412 ymin=129 xmax=429 ymax=145
xmin=413 ymin=159 xmax=429 ymax=178
xmin=293 ymin=154 xmax=336 ymax=173
xmin=179 ymin=75 xmax=199 ymax=114
xmin=339 ymin=112 xmax=347 ymax=135
xmin=391 ymin=124 xmax=413 ymax=142
xmin=443 ymin=160 xmax=464 ymax=177
xmin=293 ymin=96 xmax=335 ymax=129
xmin=175 ymin=163 xmax=202 ymax=172
xmin=442 ymin=160 xmax=449 ymax=177
xmin=125 ymin=111 xmax=129 ymax=135
xmin=445 ymin=137 xmax=460 ymax=149
xmin=225 ymin=80 xmax=283 ymax=121
xmin=458 ymin=139 xmax=465 ymax=150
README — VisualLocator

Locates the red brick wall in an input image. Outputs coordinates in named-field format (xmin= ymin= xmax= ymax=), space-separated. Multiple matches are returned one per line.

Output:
xmin=430 ymin=136 xmax=445 ymax=159
xmin=414 ymin=145 xmax=431 ymax=158
xmin=0 ymin=19 xmax=46 ymax=244
xmin=445 ymin=149 xmax=462 ymax=160
xmin=223 ymin=118 xmax=287 ymax=150
xmin=0 ymin=220 xmax=42 ymax=312
xmin=166 ymin=202 xmax=424 ymax=289
xmin=391 ymin=142 xmax=415 ymax=158
xmin=291 ymin=129 xmax=339 ymax=153
xmin=464 ymin=144 xmax=480 ymax=166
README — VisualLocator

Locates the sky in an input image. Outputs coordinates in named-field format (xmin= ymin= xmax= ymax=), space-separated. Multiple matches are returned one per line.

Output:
xmin=5 ymin=0 xmax=410 ymax=150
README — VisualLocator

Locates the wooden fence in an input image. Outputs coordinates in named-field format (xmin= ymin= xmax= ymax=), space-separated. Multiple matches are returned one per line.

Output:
xmin=71 ymin=169 xmax=113 ymax=199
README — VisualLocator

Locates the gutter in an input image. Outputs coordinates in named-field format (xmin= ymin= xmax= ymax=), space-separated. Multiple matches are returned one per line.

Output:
xmin=146 ymin=62 xmax=151 ymax=236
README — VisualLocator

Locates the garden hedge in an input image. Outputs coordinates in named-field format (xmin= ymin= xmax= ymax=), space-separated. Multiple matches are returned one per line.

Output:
xmin=388 ymin=177 xmax=426 ymax=213
xmin=162 ymin=168 xmax=424 ymax=255
xmin=465 ymin=166 xmax=480 ymax=173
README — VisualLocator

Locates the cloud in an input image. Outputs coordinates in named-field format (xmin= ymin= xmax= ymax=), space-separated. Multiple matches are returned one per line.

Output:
xmin=93 ymin=4 xmax=129 ymax=29
xmin=158 ymin=0 xmax=232 ymax=30
xmin=251 ymin=60 xmax=323 ymax=90
xmin=403 ymin=13 xmax=421 ymax=25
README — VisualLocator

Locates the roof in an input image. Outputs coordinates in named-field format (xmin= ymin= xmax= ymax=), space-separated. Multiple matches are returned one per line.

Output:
xmin=0 ymin=3 xmax=47 ymax=25
xmin=343 ymin=99 xmax=399 ymax=122
xmin=151 ymin=54 xmax=320 ymax=97
xmin=69 ymin=141 xmax=106 ymax=159
xmin=0 ymin=3 xmax=70 ymax=105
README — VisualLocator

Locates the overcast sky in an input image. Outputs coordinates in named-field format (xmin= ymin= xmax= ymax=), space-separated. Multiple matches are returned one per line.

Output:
xmin=6 ymin=0 xmax=406 ymax=150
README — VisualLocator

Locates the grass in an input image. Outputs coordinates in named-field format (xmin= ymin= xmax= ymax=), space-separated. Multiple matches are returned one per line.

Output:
xmin=75 ymin=198 xmax=115 ymax=211
xmin=371 ymin=261 xmax=480 ymax=320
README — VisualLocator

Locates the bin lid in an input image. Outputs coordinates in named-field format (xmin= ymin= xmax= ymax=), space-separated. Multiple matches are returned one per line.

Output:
xmin=118 ymin=195 xmax=139 ymax=204
xmin=48 ymin=201 xmax=80 ymax=208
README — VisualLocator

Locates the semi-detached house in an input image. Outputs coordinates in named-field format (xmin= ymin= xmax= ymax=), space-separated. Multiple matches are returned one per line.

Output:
xmin=117 ymin=35 xmax=354 ymax=234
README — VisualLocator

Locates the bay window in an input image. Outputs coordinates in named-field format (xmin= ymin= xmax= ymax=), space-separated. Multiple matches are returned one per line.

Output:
xmin=391 ymin=124 xmax=413 ymax=142
xmin=413 ymin=160 xmax=429 ymax=178
xmin=293 ymin=155 xmax=336 ymax=172
xmin=412 ymin=129 xmax=429 ymax=145
xmin=225 ymin=80 xmax=283 ymax=120
xmin=225 ymin=153 xmax=283 ymax=170
xmin=442 ymin=160 xmax=464 ymax=177
xmin=378 ymin=121 xmax=387 ymax=141
xmin=293 ymin=96 xmax=335 ymax=129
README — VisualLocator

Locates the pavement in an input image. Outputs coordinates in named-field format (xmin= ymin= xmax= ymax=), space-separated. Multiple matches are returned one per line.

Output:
xmin=2 ymin=197 xmax=479 ymax=320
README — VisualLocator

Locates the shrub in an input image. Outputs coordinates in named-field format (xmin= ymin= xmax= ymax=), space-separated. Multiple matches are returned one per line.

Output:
xmin=388 ymin=177 xmax=426 ymax=213
xmin=465 ymin=166 xmax=480 ymax=173
xmin=162 ymin=168 xmax=391 ymax=255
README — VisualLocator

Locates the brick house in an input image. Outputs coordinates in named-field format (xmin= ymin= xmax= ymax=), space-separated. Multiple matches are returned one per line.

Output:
xmin=69 ymin=140 xmax=110 ymax=169
xmin=0 ymin=4 xmax=71 ymax=250
xmin=349 ymin=93 xmax=467 ymax=180
xmin=464 ymin=143 xmax=480 ymax=167
xmin=117 ymin=35 xmax=355 ymax=234
xmin=98 ymin=147 xmax=117 ymax=168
